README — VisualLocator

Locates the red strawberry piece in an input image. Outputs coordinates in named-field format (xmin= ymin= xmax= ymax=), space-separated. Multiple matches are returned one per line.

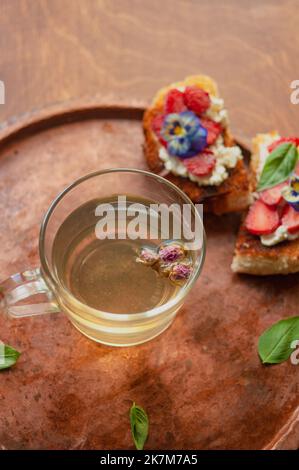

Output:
xmin=295 ymin=162 xmax=299 ymax=176
xmin=151 ymin=113 xmax=167 ymax=147
xmin=245 ymin=199 xmax=280 ymax=235
xmin=259 ymin=181 xmax=288 ymax=207
xmin=268 ymin=137 xmax=299 ymax=153
xmin=151 ymin=113 xmax=165 ymax=134
xmin=164 ymin=89 xmax=187 ymax=113
xmin=200 ymin=117 xmax=222 ymax=145
xmin=184 ymin=86 xmax=211 ymax=115
xmin=183 ymin=151 xmax=216 ymax=177
xmin=281 ymin=204 xmax=299 ymax=234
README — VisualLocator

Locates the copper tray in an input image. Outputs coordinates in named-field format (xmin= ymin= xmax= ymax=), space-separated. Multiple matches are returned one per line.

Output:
xmin=0 ymin=97 xmax=298 ymax=450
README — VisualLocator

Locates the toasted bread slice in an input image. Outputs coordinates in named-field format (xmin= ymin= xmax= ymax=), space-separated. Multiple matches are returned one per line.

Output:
xmin=232 ymin=132 xmax=299 ymax=275
xmin=231 ymin=223 xmax=299 ymax=275
xmin=143 ymin=75 xmax=250 ymax=215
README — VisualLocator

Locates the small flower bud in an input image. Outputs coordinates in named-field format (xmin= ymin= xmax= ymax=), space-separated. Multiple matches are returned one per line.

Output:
xmin=169 ymin=263 xmax=192 ymax=284
xmin=136 ymin=247 xmax=159 ymax=266
xmin=158 ymin=243 xmax=185 ymax=263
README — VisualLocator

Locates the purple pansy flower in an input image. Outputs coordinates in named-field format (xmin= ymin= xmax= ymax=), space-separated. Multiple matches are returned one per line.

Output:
xmin=160 ymin=111 xmax=207 ymax=158
xmin=282 ymin=174 xmax=299 ymax=212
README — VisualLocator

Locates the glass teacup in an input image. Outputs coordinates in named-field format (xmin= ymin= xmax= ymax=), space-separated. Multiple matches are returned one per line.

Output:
xmin=0 ymin=169 xmax=205 ymax=346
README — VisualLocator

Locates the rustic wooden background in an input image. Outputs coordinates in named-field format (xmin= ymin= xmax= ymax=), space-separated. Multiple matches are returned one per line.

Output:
xmin=1 ymin=0 xmax=299 ymax=451
xmin=1 ymin=0 xmax=299 ymax=146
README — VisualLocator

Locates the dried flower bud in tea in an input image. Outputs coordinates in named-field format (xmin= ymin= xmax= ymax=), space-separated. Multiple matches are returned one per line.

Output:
xmin=136 ymin=240 xmax=193 ymax=286
xmin=169 ymin=262 xmax=193 ymax=284
xmin=136 ymin=247 xmax=159 ymax=266
xmin=157 ymin=262 xmax=176 ymax=277
xmin=158 ymin=243 xmax=185 ymax=263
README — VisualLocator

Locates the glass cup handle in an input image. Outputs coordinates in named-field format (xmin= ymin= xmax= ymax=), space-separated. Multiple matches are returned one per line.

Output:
xmin=0 ymin=267 xmax=60 ymax=318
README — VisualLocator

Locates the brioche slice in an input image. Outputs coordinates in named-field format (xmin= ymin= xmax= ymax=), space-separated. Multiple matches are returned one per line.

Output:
xmin=232 ymin=132 xmax=299 ymax=275
xmin=143 ymin=75 xmax=250 ymax=215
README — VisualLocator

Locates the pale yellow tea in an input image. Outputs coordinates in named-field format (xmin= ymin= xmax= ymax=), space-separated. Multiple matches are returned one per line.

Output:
xmin=52 ymin=197 xmax=192 ymax=314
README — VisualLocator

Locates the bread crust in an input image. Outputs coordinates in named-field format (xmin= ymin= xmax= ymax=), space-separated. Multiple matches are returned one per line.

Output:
xmin=231 ymin=223 xmax=299 ymax=275
xmin=232 ymin=132 xmax=299 ymax=275
xmin=143 ymin=75 xmax=250 ymax=215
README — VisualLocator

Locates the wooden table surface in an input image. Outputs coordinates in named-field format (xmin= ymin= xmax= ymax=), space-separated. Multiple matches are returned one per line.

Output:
xmin=1 ymin=0 xmax=299 ymax=450
xmin=1 ymin=0 xmax=299 ymax=147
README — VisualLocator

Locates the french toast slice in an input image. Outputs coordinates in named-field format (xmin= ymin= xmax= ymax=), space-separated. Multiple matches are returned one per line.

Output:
xmin=143 ymin=75 xmax=250 ymax=215
xmin=232 ymin=132 xmax=299 ymax=275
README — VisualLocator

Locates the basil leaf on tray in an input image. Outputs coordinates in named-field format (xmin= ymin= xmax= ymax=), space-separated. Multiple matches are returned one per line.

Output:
xmin=258 ymin=316 xmax=299 ymax=364
xmin=257 ymin=142 xmax=298 ymax=192
xmin=0 ymin=343 xmax=20 ymax=370
xmin=130 ymin=402 xmax=149 ymax=450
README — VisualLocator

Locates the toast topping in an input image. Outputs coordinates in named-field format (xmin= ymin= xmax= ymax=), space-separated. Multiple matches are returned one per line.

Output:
xmin=184 ymin=86 xmax=211 ymax=115
xmin=281 ymin=204 xmax=299 ymax=233
xmin=259 ymin=181 xmax=288 ymax=206
xmin=245 ymin=199 xmax=280 ymax=236
xmin=200 ymin=117 xmax=222 ymax=145
xmin=268 ymin=137 xmax=299 ymax=153
xmin=248 ymin=134 xmax=299 ymax=246
xmin=282 ymin=174 xmax=299 ymax=212
xmin=151 ymin=113 xmax=167 ymax=146
xmin=161 ymin=111 xmax=208 ymax=158
xmin=182 ymin=151 xmax=216 ymax=177
xmin=151 ymin=81 xmax=242 ymax=186
xmin=260 ymin=224 xmax=299 ymax=246
xmin=257 ymin=142 xmax=299 ymax=192
xmin=165 ymin=89 xmax=187 ymax=114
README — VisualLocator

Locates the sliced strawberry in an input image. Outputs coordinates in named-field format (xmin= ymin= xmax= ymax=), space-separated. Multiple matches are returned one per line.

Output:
xmin=268 ymin=137 xmax=299 ymax=153
xmin=151 ymin=113 xmax=165 ymax=134
xmin=151 ymin=113 xmax=167 ymax=147
xmin=245 ymin=199 xmax=280 ymax=235
xmin=295 ymin=162 xmax=299 ymax=176
xmin=200 ymin=117 xmax=222 ymax=145
xmin=259 ymin=181 xmax=288 ymax=207
xmin=184 ymin=86 xmax=211 ymax=115
xmin=165 ymin=89 xmax=187 ymax=114
xmin=183 ymin=151 xmax=216 ymax=177
xmin=277 ymin=199 xmax=288 ymax=219
xmin=281 ymin=204 xmax=299 ymax=234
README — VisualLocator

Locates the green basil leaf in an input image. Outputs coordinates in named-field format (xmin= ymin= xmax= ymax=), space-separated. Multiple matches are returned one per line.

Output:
xmin=258 ymin=316 xmax=299 ymax=364
xmin=130 ymin=402 xmax=149 ymax=450
xmin=257 ymin=143 xmax=298 ymax=192
xmin=0 ymin=343 xmax=20 ymax=370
